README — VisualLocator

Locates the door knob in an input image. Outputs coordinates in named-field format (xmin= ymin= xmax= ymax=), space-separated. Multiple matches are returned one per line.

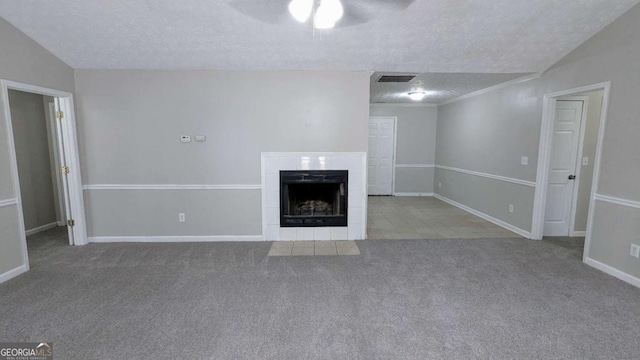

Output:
xmin=568 ymin=175 xmax=576 ymax=180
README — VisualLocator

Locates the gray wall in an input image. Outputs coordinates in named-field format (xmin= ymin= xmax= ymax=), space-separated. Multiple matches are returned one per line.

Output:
xmin=8 ymin=90 xmax=57 ymax=231
xmin=0 ymin=17 xmax=75 ymax=277
xmin=435 ymin=3 xmax=640 ymax=278
xmin=369 ymin=104 xmax=437 ymax=194
xmin=435 ymin=85 xmax=540 ymax=232
xmin=74 ymin=70 xmax=370 ymax=237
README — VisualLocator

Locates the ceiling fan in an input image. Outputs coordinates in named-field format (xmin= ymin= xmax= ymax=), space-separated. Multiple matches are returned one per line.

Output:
xmin=224 ymin=0 xmax=416 ymax=29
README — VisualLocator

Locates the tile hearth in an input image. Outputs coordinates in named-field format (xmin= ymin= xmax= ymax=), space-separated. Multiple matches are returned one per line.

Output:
xmin=267 ymin=241 xmax=361 ymax=257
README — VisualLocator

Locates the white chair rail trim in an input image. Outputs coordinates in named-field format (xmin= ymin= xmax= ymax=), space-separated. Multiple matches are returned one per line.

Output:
xmin=0 ymin=198 xmax=18 ymax=208
xmin=83 ymin=184 xmax=262 ymax=191
xmin=594 ymin=194 xmax=640 ymax=209
xmin=395 ymin=164 xmax=436 ymax=168
xmin=435 ymin=165 xmax=536 ymax=187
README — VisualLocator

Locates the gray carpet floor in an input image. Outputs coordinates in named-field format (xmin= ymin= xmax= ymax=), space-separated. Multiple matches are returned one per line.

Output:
xmin=1 ymin=228 xmax=639 ymax=359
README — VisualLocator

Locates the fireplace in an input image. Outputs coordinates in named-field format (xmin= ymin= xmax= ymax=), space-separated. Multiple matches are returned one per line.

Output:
xmin=280 ymin=170 xmax=348 ymax=227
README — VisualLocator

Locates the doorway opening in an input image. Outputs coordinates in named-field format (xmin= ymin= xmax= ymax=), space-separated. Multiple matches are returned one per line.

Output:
xmin=1 ymin=80 xmax=87 ymax=272
xmin=532 ymin=82 xmax=611 ymax=260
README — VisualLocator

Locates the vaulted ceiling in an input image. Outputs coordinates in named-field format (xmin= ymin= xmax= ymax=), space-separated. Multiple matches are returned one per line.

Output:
xmin=1 ymin=0 xmax=638 ymax=102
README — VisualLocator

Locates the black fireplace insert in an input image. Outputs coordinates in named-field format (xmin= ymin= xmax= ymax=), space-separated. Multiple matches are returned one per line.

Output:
xmin=280 ymin=170 xmax=348 ymax=227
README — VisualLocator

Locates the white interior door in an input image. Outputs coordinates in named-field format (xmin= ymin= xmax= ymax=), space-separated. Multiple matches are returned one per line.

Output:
xmin=47 ymin=102 xmax=67 ymax=226
xmin=544 ymin=100 xmax=584 ymax=236
xmin=368 ymin=117 xmax=395 ymax=195
xmin=53 ymin=98 xmax=74 ymax=245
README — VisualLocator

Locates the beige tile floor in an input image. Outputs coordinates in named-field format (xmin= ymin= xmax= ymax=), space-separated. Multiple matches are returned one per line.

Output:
xmin=268 ymin=240 xmax=361 ymax=257
xmin=367 ymin=196 xmax=520 ymax=239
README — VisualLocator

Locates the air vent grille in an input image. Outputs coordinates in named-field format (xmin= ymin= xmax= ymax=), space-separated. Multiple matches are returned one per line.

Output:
xmin=377 ymin=74 xmax=417 ymax=83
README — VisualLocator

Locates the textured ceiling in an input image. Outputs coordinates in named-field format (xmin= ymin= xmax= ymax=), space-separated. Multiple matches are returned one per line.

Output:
xmin=1 ymin=0 xmax=638 ymax=104
xmin=370 ymin=72 xmax=533 ymax=104
xmin=0 ymin=0 xmax=638 ymax=72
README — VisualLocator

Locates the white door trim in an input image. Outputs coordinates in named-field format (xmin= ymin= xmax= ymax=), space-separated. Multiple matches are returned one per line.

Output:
xmin=531 ymin=82 xmax=611 ymax=265
xmin=368 ymin=116 xmax=397 ymax=196
xmin=1 ymin=80 xmax=88 ymax=255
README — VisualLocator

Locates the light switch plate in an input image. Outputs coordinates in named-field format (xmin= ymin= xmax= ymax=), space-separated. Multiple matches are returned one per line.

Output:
xmin=582 ymin=157 xmax=589 ymax=166
xmin=521 ymin=156 xmax=529 ymax=165
xmin=630 ymin=244 xmax=640 ymax=258
xmin=180 ymin=135 xmax=191 ymax=143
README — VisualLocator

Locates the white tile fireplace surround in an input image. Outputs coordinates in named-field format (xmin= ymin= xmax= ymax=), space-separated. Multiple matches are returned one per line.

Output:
xmin=261 ymin=152 xmax=367 ymax=241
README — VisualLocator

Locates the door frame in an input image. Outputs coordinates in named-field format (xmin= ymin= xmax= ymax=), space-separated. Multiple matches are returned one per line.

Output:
xmin=531 ymin=82 xmax=611 ymax=257
xmin=368 ymin=116 xmax=398 ymax=196
xmin=1 ymin=79 xmax=88 ymax=262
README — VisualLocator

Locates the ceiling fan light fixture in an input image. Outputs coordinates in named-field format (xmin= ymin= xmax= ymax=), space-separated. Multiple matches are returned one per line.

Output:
xmin=408 ymin=91 xmax=427 ymax=101
xmin=319 ymin=0 xmax=344 ymax=23
xmin=288 ymin=0 xmax=313 ymax=23
xmin=314 ymin=10 xmax=336 ymax=29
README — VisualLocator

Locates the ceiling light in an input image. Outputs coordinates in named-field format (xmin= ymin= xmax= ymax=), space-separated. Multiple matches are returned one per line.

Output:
xmin=289 ymin=0 xmax=343 ymax=29
xmin=288 ymin=0 xmax=313 ymax=23
xmin=408 ymin=91 xmax=427 ymax=101
xmin=314 ymin=8 xmax=336 ymax=29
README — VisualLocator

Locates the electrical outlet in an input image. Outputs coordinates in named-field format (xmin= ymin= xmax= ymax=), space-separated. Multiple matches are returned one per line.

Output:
xmin=195 ymin=135 xmax=206 ymax=142
xmin=630 ymin=244 xmax=640 ymax=258
xmin=178 ymin=213 xmax=186 ymax=223
xmin=521 ymin=156 xmax=529 ymax=165
xmin=438 ymin=182 xmax=442 ymax=188
xmin=509 ymin=204 xmax=514 ymax=213
xmin=180 ymin=135 xmax=191 ymax=143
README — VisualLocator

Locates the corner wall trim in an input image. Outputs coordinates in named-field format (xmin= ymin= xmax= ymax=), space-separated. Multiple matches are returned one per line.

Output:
xmin=25 ymin=222 xmax=59 ymax=236
xmin=572 ymin=231 xmax=587 ymax=237
xmin=83 ymin=184 xmax=262 ymax=191
xmin=0 ymin=264 xmax=28 ymax=284
xmin=395 ymin=164 xmax=435 ymax=169
xmin=585 ymin=257 xmax=640 ymax=289
xmin=0 ymin=198 xmax=18 ymax=208
xmin=433 ymin=193 xmax=532 ymax=238
xmin=89 ymin=235 xmax=264 ymax=243
xmin=594 ymin=194 xmax=640 ymax=209
xmin=438 ymin=73 xmax=542 ymax=106
xmin=435 ymin=165 xmax=536 ymax=187
xmin=394 ymin=192 xmax=434 ymax=197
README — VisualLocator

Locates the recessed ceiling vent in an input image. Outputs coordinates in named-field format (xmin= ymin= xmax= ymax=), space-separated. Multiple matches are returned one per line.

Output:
xmin=376 ymin=74 xmax=418 ymax=83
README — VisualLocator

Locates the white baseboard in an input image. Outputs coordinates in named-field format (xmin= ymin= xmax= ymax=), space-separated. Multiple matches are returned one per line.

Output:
xmin=0 ymin=264 xmax=28 ymax=284
xmin=89 ymin=235 xmax=264 ymax=243
xmin=572 ymin=231 xmax=587 ymax=237
xmin=25 ymin=222 xmax=59 ymax=236
xmin=393 ymin=192 xmax=434 ymax=197
xmin=585 ymin=257 xmax=640 ymax=289
xmin=433 ymin=194 xmax=532 ymax=238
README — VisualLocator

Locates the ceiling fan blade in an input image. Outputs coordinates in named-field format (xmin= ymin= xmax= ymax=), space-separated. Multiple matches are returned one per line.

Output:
xmin=337 ymin=4 xmax=371 ymax=27
xmin=337 ymin=0 xmax=416 ymax=27
xmin=224 ymin=0 xmax=292 ymax=24
xmin=347 ymin=0 xmax=416 ymax=12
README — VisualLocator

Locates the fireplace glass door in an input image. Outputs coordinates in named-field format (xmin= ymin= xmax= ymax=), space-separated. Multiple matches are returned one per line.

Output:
xmin=280 ymin=170 xmax=348 ymax=227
